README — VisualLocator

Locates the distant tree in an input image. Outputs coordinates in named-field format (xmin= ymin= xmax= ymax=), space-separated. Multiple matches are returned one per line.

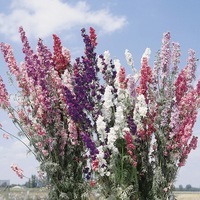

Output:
xmin=31 ymin=175 xmax=37 ymax=188
xmin=24 ymin=175 xmax=37 ymax=188
xmin=186 ymin=184 xmax=192 ymax=191
xmin=1 ymin=182 xmax=8 ymax=188
xmin=179 ymin=185 xmax=183 ymax=191
xmin=24 ymin=179 xmax=31 ymax=188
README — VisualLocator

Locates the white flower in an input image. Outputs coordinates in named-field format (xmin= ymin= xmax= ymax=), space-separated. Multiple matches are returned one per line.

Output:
xmin=97 ymin=50 xmax=112 ymax=73
xmin=125 ymin=49 xmax=134 ymax=67
xmin=133 ymin=73 xmax=140 ymax=82
xmin=97 ymin=56 xmax=104 ymax=72
xmin=136 ymin=94 xmax=147 ymax=116
xmin=107 ymin=127 xmax=118 ymax=153
xmin=96 ymin=115 xmax=106 ymax=142
xmin=95 ymin=147 xmax=109 ymax=176
xmin=103 ymin=86 xmax=113 ymax=106
xmin=115 ymin=105 xmax=124 ymax=124
xmin=114 ymin=105 xmax=124 ymax=136
xmin=104 ymin=50 xmax=111 ymax=65
xmin=106 ymin=171 xmax=110 ymax=176
xmin=114 ymin=58 xmax=121 ymax=73
xmin=138 ymin=106 xmax=148 ymax=118
xmin=141 ymin=48 xmax=151 ymax=63
xmin=133 ymin=94 xmax=147 ymax=130
xmin=102 ymin=85 xmax=114 ymax=121
xmin=96 ymin=147 xmax=107 ymax=166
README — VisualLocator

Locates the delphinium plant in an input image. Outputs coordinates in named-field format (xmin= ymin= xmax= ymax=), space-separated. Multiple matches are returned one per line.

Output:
xmin=83 ymin=33 xmax=200 ymax=200
xmin=0 ymin=27 xmax=199 ymax=200
xmin=0 ymin=27 xmax=100 ymax=200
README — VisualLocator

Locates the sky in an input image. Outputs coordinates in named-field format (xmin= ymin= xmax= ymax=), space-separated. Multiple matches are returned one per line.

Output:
xmin=0 ymin=0 xmax=200 ymax=187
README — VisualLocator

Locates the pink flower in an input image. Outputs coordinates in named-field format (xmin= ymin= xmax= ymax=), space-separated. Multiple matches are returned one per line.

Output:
xmin=11 ymin=164 xmax=24 ymax=179
xmin=42 ymin=150 xmax=49 ymax=157
xmin=196 ymin=80 xmax=200 ymax=96
xmin=171 ymin=42 xmax=180 ymax=75
xmin=90 ymin=180 xmax=96 ymax=187
xmin=69 ymin=119 xmax=78 ymax=145
xmin=118 ymin=66 xmax=128 ymax=89
xmin=124 ymin=132 xmax=133 ymax=144
xmin=0 ymin=43 xmax=21 ymax=79
xmin=137 ymin=57 xmax=152 ymax=102
xmin=124 ymin=131 xmax=137 ymax=167
xmin=92 ymin=159 xmax=99 ymax=171
xmin=175 ymin=69 xmax=188 ymax=103
xmin=0 ymin=76 xmax=10 ymax=109
xmin=127 ymin=143 xmax=135 ymax=150
xmin=3 ymin=133 xmax=9 ymax=139
xmin=8 ymin=113 xmax=14 ymax=119
xmin=160 ymin=32 xmax=171 ymax=77
xmin=53 ymin=34 xmax=69 ymax=75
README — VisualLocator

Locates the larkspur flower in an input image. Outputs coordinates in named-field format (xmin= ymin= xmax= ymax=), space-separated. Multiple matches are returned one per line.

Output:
xmin=127 ymin=74 xmax=136 ymax=102
xmin=107 ymin=127 xmax=118 ymax=153
xmin=160 ymin=32 xmax=171 ymax=78
xmin=11 ymin=164 xmax=24 ymax=179
xmin=53 ymin=34 xmax=69 ymax=75
xmin=124 ymin=131 xmax=137 ymax=167
xmin=0 ymin=76 xmax=10 ymax=109
xmin=114 ymin=105 xmax=125 ymax=137
xmin=89 ymin=27 xmax=97 ymax=47
xmin=81 ymin=132 xmax=99 ymax=160
xmin=96 ymin=115 xmax=106 ymax=142
xmin=102 ymin=85 xmax=114 ymax=122
xmin=125 ymin=49 xmax=134 ymax=67
xmin=137 ymin=55 xmax=152 ymax=102
xmin=118 ymin=66 xmax=128 ymax=89
xmin=0 ymin=43 xmax=20 ymax=79
xmin=171 ymin=42 xmax=181 ymax=76
xmin=141 ymin=48 xmax=151 ymax=64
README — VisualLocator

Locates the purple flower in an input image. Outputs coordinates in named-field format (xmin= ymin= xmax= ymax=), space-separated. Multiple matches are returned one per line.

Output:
xmin=127 ymin=115 xmax=137 ymax=135
xmin=81 ymin=132 xmax=99 ymax=160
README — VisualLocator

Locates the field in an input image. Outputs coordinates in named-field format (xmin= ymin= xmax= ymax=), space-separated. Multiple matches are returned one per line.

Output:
xmin=174 ymin=191 xmax=200 ymax=200
xmin=0 ymin=187 xmax=48 ymax=200
xmin=1 ymin=188 xmax=200 ymax=200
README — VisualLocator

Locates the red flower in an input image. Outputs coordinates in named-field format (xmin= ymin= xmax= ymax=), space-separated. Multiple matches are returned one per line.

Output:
xmin=89 ymin=27 xmax=97 ymax=47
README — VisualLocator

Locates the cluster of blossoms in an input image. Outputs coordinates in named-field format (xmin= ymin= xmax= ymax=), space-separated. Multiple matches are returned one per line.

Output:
xmin=11 ymin=164 xmax=24 ymax=179
xmin=0 ymin=28 xmax=199 ymax=199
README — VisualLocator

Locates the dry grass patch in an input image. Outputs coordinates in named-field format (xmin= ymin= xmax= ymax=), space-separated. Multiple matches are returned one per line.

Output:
xmin=0 ymin=187 xmax=48 ymax=200
xmin=175 ymin=192 xmax=200 ymax=200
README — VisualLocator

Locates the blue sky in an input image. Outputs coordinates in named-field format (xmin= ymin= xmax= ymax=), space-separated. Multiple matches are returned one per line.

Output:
xmin=0 ymin=0 xmax=200 ymax=187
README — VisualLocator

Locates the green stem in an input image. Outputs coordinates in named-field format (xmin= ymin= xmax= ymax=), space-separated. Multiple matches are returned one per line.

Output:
xmin=0 ymin=127 xmax=37 ymax=157
xmin=121 ymin=146 xmax=124 ymax=185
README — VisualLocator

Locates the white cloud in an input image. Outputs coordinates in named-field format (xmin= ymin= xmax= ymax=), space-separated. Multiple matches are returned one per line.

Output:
xmin=0 ymin=0 xmax=127 ymax=41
